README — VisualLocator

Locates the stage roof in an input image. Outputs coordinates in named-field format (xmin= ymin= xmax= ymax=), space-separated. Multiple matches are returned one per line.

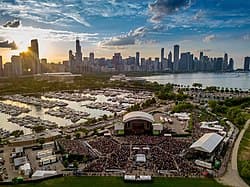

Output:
xmin=190 ymin=133 xmax=223 ymax=153
xmin=123 ymin=111 xmax=154 ymax=123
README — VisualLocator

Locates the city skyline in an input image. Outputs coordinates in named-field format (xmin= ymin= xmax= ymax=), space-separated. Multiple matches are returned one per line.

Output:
xmin=0 ymin=0 xmax=250 ymax=68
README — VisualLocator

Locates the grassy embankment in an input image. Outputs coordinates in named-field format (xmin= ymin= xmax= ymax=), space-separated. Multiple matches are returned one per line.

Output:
xmin=3 ymin=176 xmax=227 ymax=187
xmin=238 ymin=123 xmax=250 ymax=185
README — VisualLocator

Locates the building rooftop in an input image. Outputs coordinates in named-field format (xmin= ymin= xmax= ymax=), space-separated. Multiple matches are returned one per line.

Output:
xmin=190 ymin=133 xmax=224 ymax=153
xmin=123 ymin=111 xmax=154 ymax=123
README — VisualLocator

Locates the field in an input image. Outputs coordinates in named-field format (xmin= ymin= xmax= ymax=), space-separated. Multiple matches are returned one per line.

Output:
xmin=3 ymin=176 xmax=226 ymax=187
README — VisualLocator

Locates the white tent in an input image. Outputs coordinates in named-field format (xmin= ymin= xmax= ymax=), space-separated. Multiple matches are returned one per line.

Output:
xmin=152 ymin=123 xmax=163 ymax=131
xmin=114 ymin=123 xmax=124 ymax=131
xmin=136 ymin=154 xmax=146 ymax=162
xmin=190 ymin=133 xmax=223 ymax=153
xmin=19 ymin=163 xmax=31 ymax=176
xmin=32 ymin=170 xmax=57 ymax=178
xmin=124 ymin=175 xmax=136 ymax=181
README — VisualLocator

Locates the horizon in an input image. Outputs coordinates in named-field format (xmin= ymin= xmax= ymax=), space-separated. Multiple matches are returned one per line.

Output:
xmin=0 ymin=0 xmax=250 ymax=68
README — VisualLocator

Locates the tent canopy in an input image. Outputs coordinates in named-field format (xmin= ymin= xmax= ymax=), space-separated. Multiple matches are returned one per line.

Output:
xmin=190 ymin=133 xmax=223 ymax=153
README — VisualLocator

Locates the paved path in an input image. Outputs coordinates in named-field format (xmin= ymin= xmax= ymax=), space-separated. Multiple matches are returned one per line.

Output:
xmin=217 ymin=120 xmax=250 ymax=187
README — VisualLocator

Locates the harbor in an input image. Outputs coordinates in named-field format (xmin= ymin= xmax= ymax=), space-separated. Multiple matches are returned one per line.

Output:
xmin=0 ymin=89 xmax=153 ymax=134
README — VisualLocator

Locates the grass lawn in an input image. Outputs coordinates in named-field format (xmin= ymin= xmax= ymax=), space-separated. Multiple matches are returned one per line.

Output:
xmin=238 ymin=122 xmax=250 ymax=185
xmin=3 ymin=176 xmax=226 ymax=187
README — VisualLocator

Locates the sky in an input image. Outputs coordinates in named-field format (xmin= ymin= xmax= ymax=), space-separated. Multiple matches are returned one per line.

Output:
xmin=0 ymin=0 xmax=250 ymax=68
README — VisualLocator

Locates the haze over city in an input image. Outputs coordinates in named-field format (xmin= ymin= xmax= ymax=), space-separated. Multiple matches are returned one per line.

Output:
xmin=0 ymin=0 xmax=250 ymax=68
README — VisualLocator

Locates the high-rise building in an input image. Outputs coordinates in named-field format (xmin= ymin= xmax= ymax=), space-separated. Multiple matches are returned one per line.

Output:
xmin=199 ymin=52 xmax=203 ymax=61
xmin=224 ymin=53 xmax=228 ymax=64
xmin=160 ymin=48 xmax=164 ymax=71
xmin=167 ymin=51 xmax=172 ymax=71
xmin=223 ymin=53 xmax=228 ymax=71
xmin=173 ymin=45 xmax=180 ymax=71
xmin=20 ymin=39 xmax=41 ymax=75
xmin=31 ymin=39 xmax=40 ymax=74
xmin=141 ymin=58 xmax=146 ymax=71
xmin=41 ymin=58 xmax=48 ymax=73
xmin=112 ymin=53 xmax=122 ymax=71
xmin=214 ymin=57 xmax=223 ymax=72
xmin=136 ymin=52 xmax=140 ymax=66
xmin=75 ymin=39 xmax=82 ymax=63
xmin=3 ymin=62 xmax=12 ymax=77
xmin=155 ymin=57 xmax=160 ymax=72
xmin=31 ymin=39 xmax=39 ymax=59
xmin=244 ymin=56 xmax=250 ymax=71
xmin=179 ymin=52 xmax=193 ymax=72
xmin=11 ymin=55 xmax=22 ymax=76
xmin=89 ymin=52 xmax=94 ymax=64
xmin=228 ymin=58 xmax=234 ymax=71
xmin=0 ymin=56 xmax=3 ymax=76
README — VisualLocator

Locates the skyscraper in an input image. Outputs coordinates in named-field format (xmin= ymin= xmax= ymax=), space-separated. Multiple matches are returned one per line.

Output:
xmin=244 ymin=56 xmax=250 ymax=71
xmin=167 ymin=51 xmax=172 ymax=70
xmin=199 ymin=52 xmax=203 ymax=61
xmin=75 ymin=39 xmax=82 ymax=63
xmin=223 ymin=53 xmax=228 ymax=71
xmin=20 ymin=39 xmax=41 ymax=75
xmin=179 ymin=52 xmax=193 ymax=72
xmin=31 ymin=39 xmax=40 ymax=74
xmin=173 ymin=45 xmax=180 ymax=71
xmin=89 ymin=52 xmax=94 ymax=64
xmin=31 ymin=39 xmax=39 ymax=59
xmin=224 ymin=53 xmax=228 ymax=64
xmin=228 ymin=58 xmax=234 ymax=71
xmin=11 ymin=55 xmax=22 ymax=76
xmin=112 ymin=53 xmax=122 ymax=71
xmin=215 ymin=58 xmax=223 ymax=72
xmin=160 ymin=48 xmax=164 ymax=71
xmin=136 ymin=52 xmax=140 ymax=66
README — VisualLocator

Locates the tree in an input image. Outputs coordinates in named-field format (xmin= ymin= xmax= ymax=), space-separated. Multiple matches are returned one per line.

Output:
xmin=37 ymin=138 xmax=45 ymax=145
xmin=63 ymin=160 xmax=69 ymax=168
xmin=75 ymin=132 xmax=81 ymax=139
xmin=192 ymin=83 xmax=202 ymax=88
xmin=73 ymin=160 xmax=78 ymax=168
xmin=102 ymin=114 xmax=108 ymax=120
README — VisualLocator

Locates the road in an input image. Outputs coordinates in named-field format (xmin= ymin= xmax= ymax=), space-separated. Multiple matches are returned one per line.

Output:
xmin=217 ymin=120 xmax=250 ymax=187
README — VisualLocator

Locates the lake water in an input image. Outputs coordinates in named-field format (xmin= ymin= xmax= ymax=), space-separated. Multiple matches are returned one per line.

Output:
xmin=142 ymin=72 xmax=250 ymax=90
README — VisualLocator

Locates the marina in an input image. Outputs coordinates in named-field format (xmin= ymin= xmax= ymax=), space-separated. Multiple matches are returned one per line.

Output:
xmin=2 ymin=95 xmax=67 ymax=108
xmin=0 ymin=89 xmax=153 ymax=134
xmin=45 ymin=107 xmax=90 ymax=123
xmin=0 ymin=102 xmax=30 ymax=116
xmin=8 ymin=115 xmax=58 ymax=130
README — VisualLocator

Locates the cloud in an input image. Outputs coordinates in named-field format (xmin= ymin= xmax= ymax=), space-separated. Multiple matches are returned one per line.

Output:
xmin=203 ymin=34 xmax=216 ymax=42
xmin=3 ymin=19 xmax=21 ymax=28
xmin=195 ymin=49 xmax=212 ymax=53
xmin=99 ymin=26 xmax=146 ymax=47
xmin=0 ymin=40 xmax=17 ymax=50
xmin=243 ymin=34 xmax=250 ymax=41
xmin=61 ymin=12 xmax=91 ymax=27
xmin=193 ymin=10 xmax=204 ymax=20
xmin=149 ymin=0 xmax=191 ymax=23
xmin=0 ymin=25 xmax=99 ymax=46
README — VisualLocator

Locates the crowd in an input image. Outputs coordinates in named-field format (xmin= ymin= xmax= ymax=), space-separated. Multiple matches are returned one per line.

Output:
xmin=84 ymin=158 xmax=106 ymax=172
xmin=159 ymin=137 xmax=192 ymax=155
xmin=175 ymin=156 xmax=202 ymax=177
xmin=88 ymin=137 xmax=119 ymax=154
xmin=116 ymin=135 xmax=167 ymax=145
xmin=57 ymin=139 xmax=93 ymax=156
xmin=80 ymin=135 xmax=203 ymax=177
xmin=151 ymin=146 xmax=177 ymax=171
xmin=106 ymin=145 xmax=130 ymax=169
